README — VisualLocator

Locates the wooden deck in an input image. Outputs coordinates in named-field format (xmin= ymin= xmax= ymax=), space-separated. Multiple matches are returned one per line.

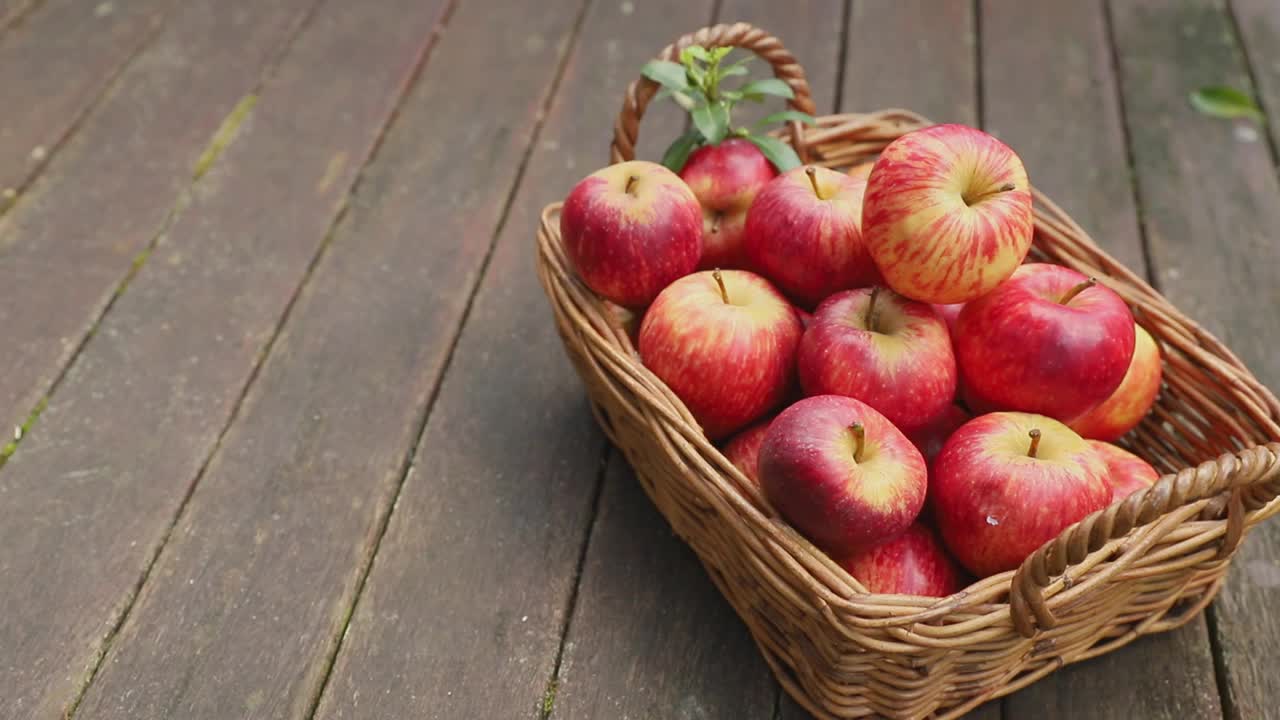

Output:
xmin=1 ymin=0 xmax=1278 ymax=717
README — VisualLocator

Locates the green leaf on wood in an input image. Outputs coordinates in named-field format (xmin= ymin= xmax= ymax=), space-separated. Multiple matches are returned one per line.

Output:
xmin=660 ymin=130 xmax=701 ymax=173
xmin=1189 ymin=86 xmax=1264 ymax=122
xmin=739 ymin=78 xmax=796 ymax=100
xmin=692 ymin=102 xmax=731 ymax=145
xmin=744 ymin=134 xmax=802 ymax=172
xmin=641 ymin=60 xmax=690 ymax=92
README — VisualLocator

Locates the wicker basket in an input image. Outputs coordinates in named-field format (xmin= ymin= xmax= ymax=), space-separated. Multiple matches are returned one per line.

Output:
xmin=535 ymin=23 xmax=1280 ymax=719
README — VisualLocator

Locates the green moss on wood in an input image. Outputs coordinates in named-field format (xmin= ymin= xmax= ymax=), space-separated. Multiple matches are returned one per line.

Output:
xmin=193 ymin=94 xmax=258 ymax=180
xmin=0 ymin=396 xmax=49 ymax=467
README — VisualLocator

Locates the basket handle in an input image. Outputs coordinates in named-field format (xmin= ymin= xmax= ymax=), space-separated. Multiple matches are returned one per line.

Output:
xmin=610 ymin=22 xmax=817 ymax=165
xmin=1009 ymin=442 xmax=1280 ymax=637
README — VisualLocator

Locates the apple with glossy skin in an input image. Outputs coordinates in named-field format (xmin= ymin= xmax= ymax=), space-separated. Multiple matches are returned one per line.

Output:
xmin=957 ymin=263 xmax=1136 ymax=421
xmin=799 ymin=287 xmax=957 ymax=431
xmin=1090 ymin=440 xmax=1159 ymax=500
xmin=760 ymin=395 xmax=927 ymax=555
xmin=679 ymin=138 xmax=778 ymax=270
xmin=906 ymin=404 xmax=971 ymax=463
xmin=863 ymin=124 xmax=1034 ymax=304
xmin=1069 ymin=324 xmax=1162 ymax=441
xmin=561 ymin=160 xmax=702 ymax=307
xmin=933 ymin=412 xmax=1111 ymax=577
xmin=847 ymin=160 xmax=875 ymax=180
xmin=932 ymin=303 xmax=964 ymax=339
xmin=837 ymin=522 xmax=964 ymax=597
xmin=639 ymin=270 xmax=802 ymax=439
xmin=722 ymin=416 xmax=773 ymax=486
xmin=743 ymin=166 xmax=879 ymax=308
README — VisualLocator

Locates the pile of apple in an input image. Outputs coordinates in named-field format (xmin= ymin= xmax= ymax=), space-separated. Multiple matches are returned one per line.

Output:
xmin=557 ymin=52 xmax=1163 ymax=597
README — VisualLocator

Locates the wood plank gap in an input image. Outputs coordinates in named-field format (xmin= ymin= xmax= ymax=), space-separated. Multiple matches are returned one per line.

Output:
xmin=292 ymin=2 xmax=598 ymax=717
xmin=1224 ymin=0 xmax=1280 ymax=175
xmin=1101 ymin=0 xmax=1160 ymax=291
xmin=56 ymin=2 xmax=456 ymax=715
xmin=538 ymin=445 xmax=611 ymax=720
xmin=832 ymin=0 xmax=851 ymax=113
xmin=973 ymin=0 xmax=984 ymax=128
xmin=0 ymin=0 xmax=176 ymax=220
xmin=0 ymin=0 xmax=326 ymax=465
xmin=1205 ymin=605 xmax=1241 ymax=720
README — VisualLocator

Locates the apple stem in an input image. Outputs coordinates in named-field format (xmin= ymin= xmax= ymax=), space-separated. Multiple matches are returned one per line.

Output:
xmin=1059 ymin=277 xmax=1098 ymax=305
xmin=624 ymin=175 xmax=638 ymax=195
xmin=712 ymin=269 xmax=729 ymax=304
xmin=805 ymin=166 xmax=825 ymax=200
xmin=850 ymin=422 xmax=866 ymax=463
xmin=999 ymin=182 xmax=1016 ymax=192
xmin=711 ymin=211 xmax=722 ymax=234
xmin=1027 ymin=429 xmax=1042 ymax=458
xmin=865 ymin=286 xmax=881 ymax=332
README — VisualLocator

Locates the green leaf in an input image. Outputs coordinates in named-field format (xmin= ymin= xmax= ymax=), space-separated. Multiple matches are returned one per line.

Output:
xmin=681 ymin=45 xmax=711 ymax=63
xmin=641 ymin=60 xmax=690 ymax=92
xmin=744 ymin=134 xmax=802 ymax=172
xmin=1190 ymin=85 xmax=1264 ymax=122
xmin=719 ymin=89 xmax=744 ymax=101
xmin=720 ymin=65 xmax=749 ymax=77
xmin=709 ymin=46 xmax=733 ymax=62
xmin=756 ymin=110 xmax=818 ymax=128
xmin=692 ymin=102 xmax=731 ymax=145
xmin=739 ymin=78 xmax=796 ymax=100
xmin=661 ymin=130 xmax=701 ymax=173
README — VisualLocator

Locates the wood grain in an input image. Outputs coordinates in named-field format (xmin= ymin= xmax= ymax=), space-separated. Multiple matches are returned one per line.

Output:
xmin=0 ymin=0 xmax=37 ymax=31
xmin=843 ymin=0 xmax=976 ymax=122
xmin=310 ymin=2 xmax=721 ymax=718
xmin=0 ymin=0 xmax=173 ymax=201
xmin=0 ymin=0 xmax=435 ymax=715
xmin=553 ymin=458 xmax=776 ymax=720
xmin=1231 ymin=0 xmax=1280 ymax=156
xmin=1109 ymin=0 xmax=1280 ymax=718
xmin=0 ymin=0 xmax=316 ymax=435
xmin=721 ymin=0 xmax=843 ymax=121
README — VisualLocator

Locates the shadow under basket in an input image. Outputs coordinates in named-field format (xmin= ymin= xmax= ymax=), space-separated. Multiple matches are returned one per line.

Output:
xmin=534 ymin=22 xmax=1280 ymax=720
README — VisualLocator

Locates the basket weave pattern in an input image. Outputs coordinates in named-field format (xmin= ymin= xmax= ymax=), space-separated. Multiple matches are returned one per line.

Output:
xmin=536 ymin=23 xmax=1280 ymax=719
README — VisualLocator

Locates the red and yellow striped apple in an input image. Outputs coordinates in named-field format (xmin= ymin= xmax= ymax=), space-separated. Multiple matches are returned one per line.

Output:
xmin=743 ymin=166 xmax=878 ymax=308
xmin=679 ymin=138 xmax=778 ymax=270
xmin=933 ymin=412 xmax=1111 ymax=577
xmin=639 ymin=270 xmax=802 ymax=440
xmin=561 ymin=160 xmax=701 ymax=307
xmin=863 ymin=124 xmax=1034 ymax=304
xmin=837 ymin=522 xmax=964 ymax=597
xmin=760 ymin=395 xmax=926 ymax=555
xmin=1069 ymin=324 xmax=1162 ymax=441
xmin=798 ymin=287 xmax=957 ymax=431
xmin=1090 ymin=440 xmax=1159 ymax=501
xmin=957 ymin=264 xmax=1136 ymax=421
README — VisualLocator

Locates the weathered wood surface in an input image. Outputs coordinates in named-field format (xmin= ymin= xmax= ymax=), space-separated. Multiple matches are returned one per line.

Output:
xmin=986 ymin=2 xmax=1223 ymax=717
xmin=0 ymin=0 xmax=173 ymax=202
xmin=1109 ymin=1 xmax=1280 ymax=719
xmin=0 ymin=0 xmax=434 ymax=715
xmin=0 ymin=0 xmax=318 ymax=438
xmin=0 ymin=0 xmax=37 ymax=32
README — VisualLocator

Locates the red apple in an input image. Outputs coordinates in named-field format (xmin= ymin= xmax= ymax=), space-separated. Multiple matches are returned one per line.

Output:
xmin=932 ymin=302 xmax=964 ymax=339
xmin=1089 ymin=440 xmax=1159 ymax=501
xmin=863 ymin=124 xmax=1034 ymax=304
xmin=759 ymin=395 xmax=927 ymax=555
xmin=795 ymin=306 xmax=814 ymax=329
xmin=743 ymin=166 xmax=878 ymax=308
xmin=1069 ymin=324 xmax=1162 ymax=441
xmin=722 ymin=416 xmax=774 ymax=486
xmin=798 ymin=287 xmax=957 ymax=431
xmin=679 ymin=138 xmax=778 ymax=270
xmin=906 ymin=405 xmax=971 ymax=463
xmin=847 ymin=160 xmax=875 ymax=180
xmin=933 ymin=412 xmax=1111 ymax=577
xmin=957 ymin=263 xmax=1136 ymax=420
xmin=837 ymin=523 xmax=964 ymax=597
xmin=561 ymin=160 xmax=701 ymax=307
xmin=639 ymin=270 xmax=802 ymax=439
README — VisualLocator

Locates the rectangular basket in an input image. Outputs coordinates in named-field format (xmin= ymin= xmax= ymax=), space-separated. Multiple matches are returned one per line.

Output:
xmin=535 ymin=23 xmax=1280 ymax=719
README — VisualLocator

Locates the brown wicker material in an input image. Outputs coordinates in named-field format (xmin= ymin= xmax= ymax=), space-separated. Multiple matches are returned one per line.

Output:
xmin=535 ymin=22 xmax=1280 ymax=719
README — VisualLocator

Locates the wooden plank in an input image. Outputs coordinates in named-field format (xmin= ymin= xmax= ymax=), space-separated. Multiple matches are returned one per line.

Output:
xmin=70 ymin=1 xmax=593 ymax=718
xmin=842 ymin=0 xmax=976 ymax=122
xmin=0 ymin=0 xmax=316 ymax=435
xmin=0 ymin=0 xmax=435 ymax=715
xmin=984 ymin=3 xmax=1223 ymax=718
xmin=554 ymin=458 xmax=776 ymax=720
xmin=0 ymin=0 xmax=37 ymax=31
xmin=1108 ymin=0 xmax=1280 ymax=719
xmin=722 ymin=0 xmax=843 ymax=119
xmin=1232 ymin=0 xmax=1280 ymax=155
xmin=309 ymin=2 xmax=718 ymax=718
xmin=0 ymin=0 xmax=173 ymax=203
